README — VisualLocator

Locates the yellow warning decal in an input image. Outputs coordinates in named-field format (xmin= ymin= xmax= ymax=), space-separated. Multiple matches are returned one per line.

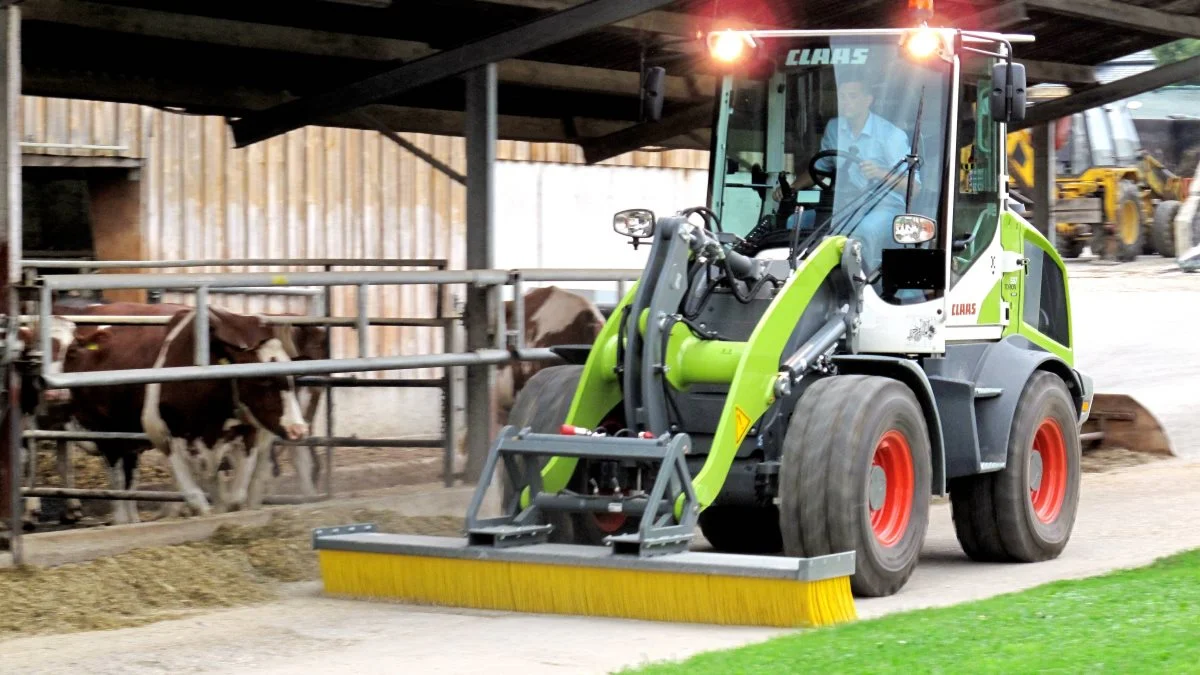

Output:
xmin=734 ymin=406 xmax=752 ymax=445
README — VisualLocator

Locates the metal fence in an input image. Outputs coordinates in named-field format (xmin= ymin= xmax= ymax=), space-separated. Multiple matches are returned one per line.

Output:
xmin=16 ymin=258 xmax=641 ymax=513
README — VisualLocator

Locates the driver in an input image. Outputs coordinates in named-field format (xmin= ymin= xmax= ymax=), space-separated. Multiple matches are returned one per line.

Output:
xmin=774 ymin=76 xmax=919 ymax=273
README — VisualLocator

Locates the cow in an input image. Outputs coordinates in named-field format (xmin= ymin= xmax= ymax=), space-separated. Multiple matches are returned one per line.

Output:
xmin=493 ymin=286 xmax=607 ymax=428
xmin=37 ymin=300 xmax=327 ymax=521
xmin=62 ymin=305 xmax=311 ymax=520
xmin=12 ymin=316 xmax=83 ymax=529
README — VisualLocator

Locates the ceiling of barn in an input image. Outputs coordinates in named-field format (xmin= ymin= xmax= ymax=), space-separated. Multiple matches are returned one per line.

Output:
xmin=16 ymin=0 xmax=1200 ymax=157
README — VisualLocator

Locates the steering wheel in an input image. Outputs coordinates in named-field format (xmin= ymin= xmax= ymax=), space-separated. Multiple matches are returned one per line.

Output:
xmin=808 ymin=149 xmax=855 ymax=190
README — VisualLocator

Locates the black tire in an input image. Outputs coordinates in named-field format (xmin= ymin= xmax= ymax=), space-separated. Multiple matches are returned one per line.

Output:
xmin=779 ymin=375 xmax=932 ymax=597
xmin=1056 ymin=235 xmax=1085 ymax=260
xmin=499 ymin=364 xmax=637 ymax=545
xmin=1110 ymin=179 xmax=1143 ymax=262
xmin=698 ymin=504 xmax=782 ymax=554
xmin=949 ymin=371 xmax=1082 ymax=562
xmin=1152 ymin=200 xmax=1180 ymax=258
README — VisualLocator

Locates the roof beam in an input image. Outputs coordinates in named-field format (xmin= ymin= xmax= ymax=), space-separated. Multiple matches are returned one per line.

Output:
xmin=475 ymin=0 xmax=773 ymax=35
xmin=1012 ymin=54 xmax=1200 ymax=131
xmin=22 ymin=0 xmax=708 ymax=101
xmin=1024 ymin=0 xmax=1200 ymax=38
xmin=1019 ymin=59 xmax=1097 ymax=85
xmin=949 ymin=1 xmax=1029 ymax=30
xmin=581 ymin=101 xmax=714 ymax=164
xmin=24 ymin=69 xmax=686 ymax=146
xmin=228 ymin=0 xmax=678 ymax=147
xmin=21 ymin=0 xmax=429 ymax=61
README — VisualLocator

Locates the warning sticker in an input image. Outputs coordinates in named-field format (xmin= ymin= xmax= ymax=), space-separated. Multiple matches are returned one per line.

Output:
xmin=734 ymin=406 xmax=753 ymax=445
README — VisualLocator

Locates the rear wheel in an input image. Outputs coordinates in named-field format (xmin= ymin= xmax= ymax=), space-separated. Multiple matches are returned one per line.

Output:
xmin=779 ymin=375 xmax=932 ymax=597
xmin=500 ymin=365 xmax=638 ymax=545
xmin=949 ymin=371 xmax=1081 ymax=562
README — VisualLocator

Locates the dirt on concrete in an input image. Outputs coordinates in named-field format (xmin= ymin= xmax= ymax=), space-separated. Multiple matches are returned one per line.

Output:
xmin=0 ymin=506 xmax=463 ymax=639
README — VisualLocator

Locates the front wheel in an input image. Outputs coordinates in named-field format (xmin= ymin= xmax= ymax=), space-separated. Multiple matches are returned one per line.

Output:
xmin=779 ymin=375 xmax=932 ymax=597
xmin=500 ymin=365 xmax=639 ymax=545
xmin=1153 ymin=200 xmax=1180 ymax=258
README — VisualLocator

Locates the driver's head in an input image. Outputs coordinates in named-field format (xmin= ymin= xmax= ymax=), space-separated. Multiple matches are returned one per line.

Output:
xmin=837 ymin=77 xmax=874 ymax=125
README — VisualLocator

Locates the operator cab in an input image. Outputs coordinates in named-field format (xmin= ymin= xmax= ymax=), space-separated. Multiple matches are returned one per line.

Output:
xmin=704 ymin=29 xmax=1027 ymax=317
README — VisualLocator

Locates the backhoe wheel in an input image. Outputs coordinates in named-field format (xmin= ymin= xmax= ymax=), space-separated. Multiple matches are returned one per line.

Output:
xmin=1056 ymin=235 xmax=1084 ymax=260
xmin=1153 ymin=200 xmax=1180 ymax=258
xmin=1111 ymin=179 xmax=1143 ymax=262
xmin=500 ymin=364 xmax=638 ymax=545
xmin=780 ymin=375 xmax=932 ymax=598
xmin=698 ymin=504 xmax=783 ymax=554
xmin=949 ymin=371 xmax=1081 ymax=562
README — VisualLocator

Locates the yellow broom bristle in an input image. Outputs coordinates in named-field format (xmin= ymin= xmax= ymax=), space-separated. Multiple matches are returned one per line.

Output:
xmin=317 ymin=549 xmax=857 ymax=627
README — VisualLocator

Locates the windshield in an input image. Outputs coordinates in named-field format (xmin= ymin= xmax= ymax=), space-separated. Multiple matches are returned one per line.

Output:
xmin=709 ymin=35 xmax=953 ymax=268
xmin=1105 ymin=104 xmax=1140 ymax=165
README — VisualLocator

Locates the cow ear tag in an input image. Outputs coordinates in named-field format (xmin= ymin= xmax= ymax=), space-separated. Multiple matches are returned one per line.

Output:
xmin=86 ymin=343 xmax=99 ymax=351
xmin=218 ymin=358 xmax=230 ymax=365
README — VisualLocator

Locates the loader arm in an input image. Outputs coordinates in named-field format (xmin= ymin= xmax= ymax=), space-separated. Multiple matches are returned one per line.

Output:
xmin=1141 ymin=151 xmax=1185 ymax=201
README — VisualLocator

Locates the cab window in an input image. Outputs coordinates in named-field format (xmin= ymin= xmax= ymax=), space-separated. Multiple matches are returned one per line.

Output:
xmin=1022 ymin=240 xmax=1070 ymax=347
xmin=950 ymin=52 xmax=1001 ymax=287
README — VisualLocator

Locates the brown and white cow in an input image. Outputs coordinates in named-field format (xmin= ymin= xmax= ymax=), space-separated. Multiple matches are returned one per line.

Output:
xmin=13 ymin=316 xmax=82 ymax=529
xmin=35 ymin=300 xmax=327 ymax=521
xmin=63 ymin=305 xmax=310 ymax=519
xmin=493 ymin=286 xmax=607 ymax=428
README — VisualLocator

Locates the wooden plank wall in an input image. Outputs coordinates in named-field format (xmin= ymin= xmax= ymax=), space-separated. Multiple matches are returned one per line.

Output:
xmin=20 ymin=96 xmax=712 ymax=378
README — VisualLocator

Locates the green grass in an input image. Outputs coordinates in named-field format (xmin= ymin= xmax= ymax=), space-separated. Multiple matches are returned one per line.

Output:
xmin=619 ymin=549 xmax=1200 ymax=674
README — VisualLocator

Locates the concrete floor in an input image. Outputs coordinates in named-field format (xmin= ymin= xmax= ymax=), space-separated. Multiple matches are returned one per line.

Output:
xmin=6 ymin=256 xmax=1200 ymax=675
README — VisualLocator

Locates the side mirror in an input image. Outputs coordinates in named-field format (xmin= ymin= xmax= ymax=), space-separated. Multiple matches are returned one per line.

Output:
xmin=641 ymin=66 xmax=666 ymax=122
xmin=991 ymin=61 xmax=1027 ymax=124
xmin=893 ymin=214 xmax=936 ymax=245
xmin=614 ymin=208 xmax=655 ymax=250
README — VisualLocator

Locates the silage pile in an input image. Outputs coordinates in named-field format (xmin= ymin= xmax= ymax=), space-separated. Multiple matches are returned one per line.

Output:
xmin=0 ymin=507 xmax=463 ymax=638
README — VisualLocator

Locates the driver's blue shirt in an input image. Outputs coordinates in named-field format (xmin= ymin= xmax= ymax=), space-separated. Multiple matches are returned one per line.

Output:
xmin=814 ymin=111 xmax=914 ymax=212
xmin=790 ymin=111 xmax=924 ymax=302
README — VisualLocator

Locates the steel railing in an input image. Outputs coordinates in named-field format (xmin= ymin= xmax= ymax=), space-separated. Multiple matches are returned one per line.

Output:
xmin=19 ymin=259 xmax=640 ymax=498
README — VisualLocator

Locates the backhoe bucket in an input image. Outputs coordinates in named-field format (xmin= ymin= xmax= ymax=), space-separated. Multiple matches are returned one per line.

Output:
xmin=1081 ymin=393 xmax=1174 ymax=457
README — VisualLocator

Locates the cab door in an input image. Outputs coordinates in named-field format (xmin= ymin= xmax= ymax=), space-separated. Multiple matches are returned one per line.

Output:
xmin=945 ymin=51 xmax=1008 ymax=343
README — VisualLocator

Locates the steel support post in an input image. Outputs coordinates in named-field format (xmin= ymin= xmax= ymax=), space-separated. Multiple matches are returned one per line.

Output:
xmin=0 ymin=4 xmax=19 ymax=561
xmin=323 ymin=265 xmax=334 ymax=498
xmin=1033 ymin=122 xmax=1056 ymax=245
xmin=463 ymin=63 xmax=497 ymax=484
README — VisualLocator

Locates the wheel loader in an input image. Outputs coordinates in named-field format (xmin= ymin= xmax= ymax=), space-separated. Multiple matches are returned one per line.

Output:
xmin=313 ymin=23 xmax=1173 ymax=626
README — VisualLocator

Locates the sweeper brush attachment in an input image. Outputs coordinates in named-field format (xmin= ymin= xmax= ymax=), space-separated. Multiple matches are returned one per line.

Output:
xmin=311 ymin=425 xmax=859 ymax=628
xmin=312 ymin=527 xmax=856 ymax=627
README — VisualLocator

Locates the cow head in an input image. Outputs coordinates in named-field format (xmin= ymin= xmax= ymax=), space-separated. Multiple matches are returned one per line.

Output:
xmin=495 ymin=286 xmax=606 ymax=424
xmin=16 ymin=317 xmax=77 ymax=406
xmin=203 ymin=307 xmax=310 ymax=442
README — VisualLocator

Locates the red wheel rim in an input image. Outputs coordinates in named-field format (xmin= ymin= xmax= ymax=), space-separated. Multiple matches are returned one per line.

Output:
xmin=1030 ymin=417 xmax=1068 ymax=524
xmin=869 ymin=430 xmax=914 ymax=548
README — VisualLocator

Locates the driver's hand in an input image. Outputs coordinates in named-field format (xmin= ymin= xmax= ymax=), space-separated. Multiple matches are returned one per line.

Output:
xmin=860 ymin=160 xmax=887 ymax=180
xmin=773 ymin=181 xmax=795 ymax=201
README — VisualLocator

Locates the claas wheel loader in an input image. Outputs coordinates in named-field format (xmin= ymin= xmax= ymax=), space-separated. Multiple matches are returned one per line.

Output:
xmin=313 ymin=26 xmax=1104 ymax=628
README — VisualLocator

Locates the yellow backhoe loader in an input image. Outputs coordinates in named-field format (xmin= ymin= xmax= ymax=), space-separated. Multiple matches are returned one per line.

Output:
xmin=1008 ymin=102 xmax=1192 ymax=261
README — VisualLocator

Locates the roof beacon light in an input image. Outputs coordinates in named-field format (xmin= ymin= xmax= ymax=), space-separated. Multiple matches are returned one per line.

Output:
xmin=909 ymin=0 xmax=934 ymax=22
